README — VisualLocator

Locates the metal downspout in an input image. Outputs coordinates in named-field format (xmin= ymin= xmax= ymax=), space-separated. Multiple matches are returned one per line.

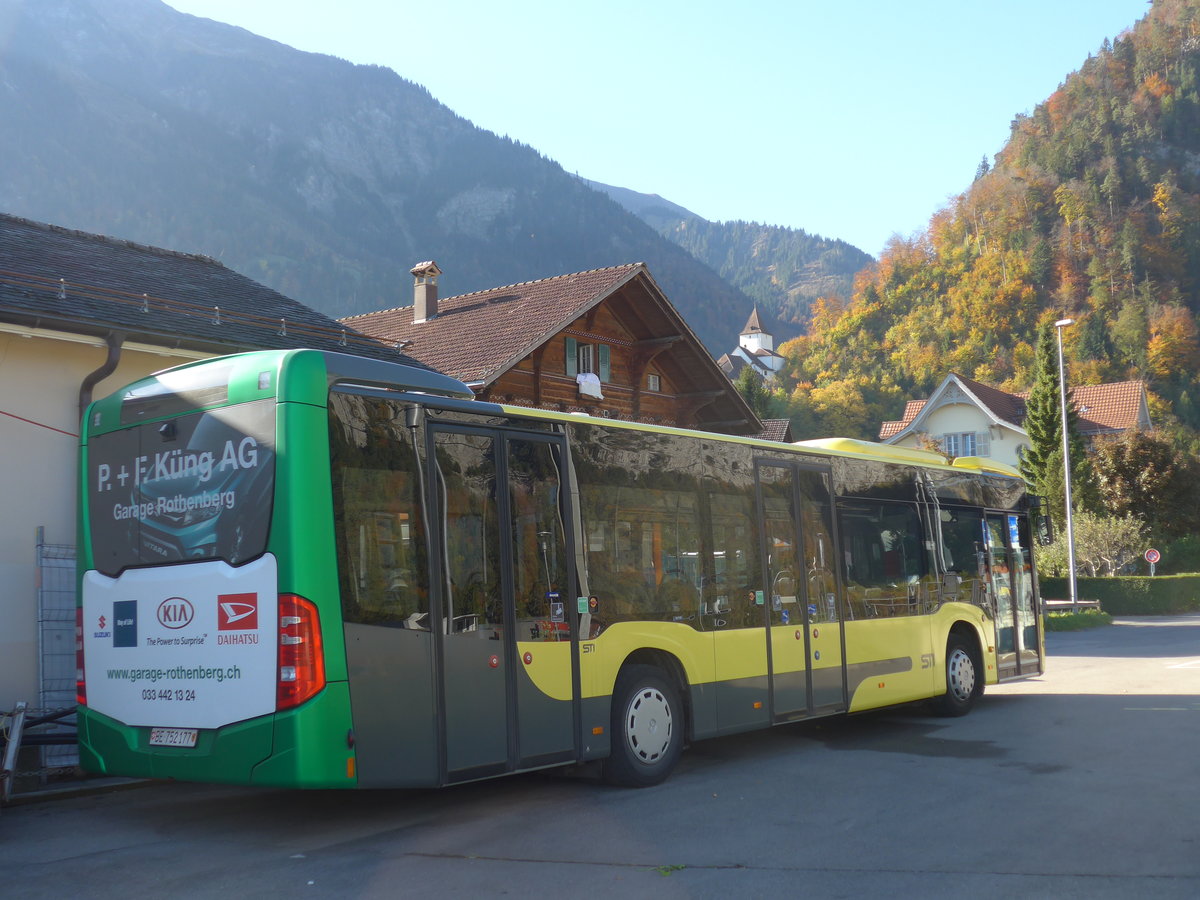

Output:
xmin=78 ymin=332 xmax=125 ymax=425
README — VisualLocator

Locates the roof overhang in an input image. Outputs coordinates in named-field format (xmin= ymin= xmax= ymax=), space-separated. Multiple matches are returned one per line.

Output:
xmin=470 ymin=265 xmax=647 ymax=391
xmin=0 ymin=314 xmax=226 ymax=360
xmin=884 ymin=373 xmax=1025 ymax=445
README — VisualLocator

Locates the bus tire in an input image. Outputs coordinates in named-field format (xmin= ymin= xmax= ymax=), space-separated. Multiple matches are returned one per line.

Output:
xmin=931 ymin=634 xmax=981 ymax=717
xmin=603 ymin=664 xmax=683 ymax=787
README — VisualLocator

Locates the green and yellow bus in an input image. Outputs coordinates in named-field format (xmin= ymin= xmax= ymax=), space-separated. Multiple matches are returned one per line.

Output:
xmin=77 ymin=349 xmax=1045 ymax=788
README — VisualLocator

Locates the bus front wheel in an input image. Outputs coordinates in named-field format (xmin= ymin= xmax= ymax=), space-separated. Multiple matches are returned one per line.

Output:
xmin=603 ymin=664 xmax=683 ymax=787
xmin=932 ymin=634 xmax=981 ymax=717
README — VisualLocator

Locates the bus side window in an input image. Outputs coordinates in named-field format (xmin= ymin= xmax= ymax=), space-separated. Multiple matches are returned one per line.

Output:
xmin=837 ymin=501 xmax=927 ymax=619
xmin=937 ymin=508 xmax=987 ymax=610
xmin=329 ymin=394 xmax=431 ymax=630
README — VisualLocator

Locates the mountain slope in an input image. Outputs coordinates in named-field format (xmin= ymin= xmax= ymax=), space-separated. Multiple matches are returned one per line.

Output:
xmin=587 ymin=180 xmax=874 ymax=333
xmin=0 ymin=0 xmax=756 ymax=353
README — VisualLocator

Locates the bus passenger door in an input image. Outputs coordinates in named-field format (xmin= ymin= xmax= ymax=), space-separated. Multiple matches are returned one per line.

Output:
xmin=757 ymin=462 xmax=846 ymax=720
xmin=984 ymin=513 xmax=1041 ymax=679
xmin=431 ymin=428 xmax=577 ymax=783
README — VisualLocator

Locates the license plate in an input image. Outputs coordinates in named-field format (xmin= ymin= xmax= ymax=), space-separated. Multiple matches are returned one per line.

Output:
xmin=149 ymin=727 xmax=198 ymax=748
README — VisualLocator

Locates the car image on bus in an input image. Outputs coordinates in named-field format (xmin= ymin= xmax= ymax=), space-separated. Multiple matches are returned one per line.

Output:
xmin=77 ymin=349 xmax=1045 ymax=789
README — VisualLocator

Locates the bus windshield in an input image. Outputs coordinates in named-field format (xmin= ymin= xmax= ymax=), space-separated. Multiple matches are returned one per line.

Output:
xmin=86 ymin=398 xmax=276 ymax=575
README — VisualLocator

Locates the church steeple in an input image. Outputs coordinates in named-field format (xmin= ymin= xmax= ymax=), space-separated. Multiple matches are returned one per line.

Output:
xmin=739 ymin=306 xmax=773 ymax=354
xmin=741 ymin=307 xmax=765 ymax=337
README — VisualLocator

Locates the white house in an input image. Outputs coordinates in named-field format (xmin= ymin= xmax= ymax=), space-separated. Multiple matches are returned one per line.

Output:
xmin=878 ymin=373 xmax=1152 ymax=467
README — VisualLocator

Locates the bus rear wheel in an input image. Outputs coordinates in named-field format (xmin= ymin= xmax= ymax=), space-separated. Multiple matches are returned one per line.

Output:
xmin=932 ymin=634 xmax=981 ymax=717
xmin=603 ymin=664 xmax=683 ymax=787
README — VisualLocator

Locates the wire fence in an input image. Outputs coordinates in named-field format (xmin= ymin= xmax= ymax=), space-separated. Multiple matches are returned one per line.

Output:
xmin=35 ymin=527 xmax=78 ymax=772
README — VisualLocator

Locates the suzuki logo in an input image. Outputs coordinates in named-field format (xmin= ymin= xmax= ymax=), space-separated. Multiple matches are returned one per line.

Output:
xmin=217 ymin=593 xmax=258 ymax=630
xmin=157 ymin=597 xmax=194 ymax=629
xmin=98 ymin=615 xmax=107 ymax=630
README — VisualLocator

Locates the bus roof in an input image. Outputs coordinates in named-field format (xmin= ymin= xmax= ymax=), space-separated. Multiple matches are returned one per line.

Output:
xmin=93 ymin=349 xmax=1023 ymax=482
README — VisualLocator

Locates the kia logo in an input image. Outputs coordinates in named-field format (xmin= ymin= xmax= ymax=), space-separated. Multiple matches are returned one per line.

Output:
xmin=157 ymin=597 xmax=194 ymax=629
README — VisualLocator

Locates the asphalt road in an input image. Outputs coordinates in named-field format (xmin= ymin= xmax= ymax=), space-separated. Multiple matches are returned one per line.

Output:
xmin=4 ymin=616 xmax=1199 ymax=898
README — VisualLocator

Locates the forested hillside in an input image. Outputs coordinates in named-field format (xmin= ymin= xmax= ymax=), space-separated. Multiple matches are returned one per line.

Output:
xmin=778 ymin=0 xmax=1200 ymax=447
xmin=659 ymin=218 xmax=873 ymax=331
xmin=587 ymin=180 xmax=872 ymax=337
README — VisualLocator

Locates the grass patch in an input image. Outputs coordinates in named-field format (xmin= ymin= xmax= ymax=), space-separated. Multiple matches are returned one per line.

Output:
xmin=1044 ymin=609 xmax=1113 ymax=631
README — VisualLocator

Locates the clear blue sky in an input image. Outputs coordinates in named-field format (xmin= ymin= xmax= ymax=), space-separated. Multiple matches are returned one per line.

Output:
xmin=165 ymin=0 xmax=1150 ymax=257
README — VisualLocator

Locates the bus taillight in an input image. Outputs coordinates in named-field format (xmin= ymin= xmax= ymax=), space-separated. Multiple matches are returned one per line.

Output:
xmin=76 ymin=606 xmax=86 ymax=706
xmin=277 ymin=594 xmax=326 ymax=710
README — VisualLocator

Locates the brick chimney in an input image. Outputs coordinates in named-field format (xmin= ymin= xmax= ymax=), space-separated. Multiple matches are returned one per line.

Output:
xmin=411 ymin=261 xmax=442 ymax=323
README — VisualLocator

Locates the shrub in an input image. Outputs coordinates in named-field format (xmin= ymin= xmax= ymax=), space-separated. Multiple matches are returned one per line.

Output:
xmin=1044 ymin=609 xmax=1112 ymax=631
xmin=1156 ymin=535 xmax=1200 ymax=574
xmin=1038 ymin=574 xmax=1200 ymax=614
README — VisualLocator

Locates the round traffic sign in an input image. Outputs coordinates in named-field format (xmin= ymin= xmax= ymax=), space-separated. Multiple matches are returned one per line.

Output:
xmin=1145 ymin=548 xmax=1161 ymax=564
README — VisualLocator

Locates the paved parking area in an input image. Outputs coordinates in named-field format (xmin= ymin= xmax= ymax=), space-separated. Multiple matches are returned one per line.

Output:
xmin=4 ymin=617 xmax=1199 ymax=898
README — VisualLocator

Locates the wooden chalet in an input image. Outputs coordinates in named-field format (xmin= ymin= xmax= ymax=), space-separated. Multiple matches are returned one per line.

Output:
xmin=341 ymin=262 xmax=763 ymax=435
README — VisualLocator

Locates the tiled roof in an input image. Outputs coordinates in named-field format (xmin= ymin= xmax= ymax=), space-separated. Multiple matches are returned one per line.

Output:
xmin=879 ymin=400 xmax=926 ymax=438
xmin=716 ymin=353 xmax=748 ymax=380
xmin=341 ymin=264 xmax=645 ymax=385
xmin=1020 ymin=380 xmax=1150 ymax=435
xmin=880 ymin=374 xmax=1027 ymax=438
xmin=741 ymin=307 xmax=766 ymax=335
xmin=345 ymin=262 xmax=762 ymax=433
xmin=753 ymin=419 xmax=793 ymax=442
xmin=957 ymin=374 xmax=1026 ymax=423
xmin=0 ymin=213 xmax=423 ymax=367
xmin=879 ymin=372 xmax=1149 ymax=440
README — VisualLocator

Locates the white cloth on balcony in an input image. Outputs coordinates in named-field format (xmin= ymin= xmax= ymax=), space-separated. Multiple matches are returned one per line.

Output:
xmin=576 ymin=372 xmax=603 ymax=399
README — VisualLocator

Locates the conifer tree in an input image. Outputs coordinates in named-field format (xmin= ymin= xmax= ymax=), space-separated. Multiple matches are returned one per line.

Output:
xmin=1019 ymin=321 xmax=1094 ymax=526
xmin=734 ymin=365 xmax=773 ymax=419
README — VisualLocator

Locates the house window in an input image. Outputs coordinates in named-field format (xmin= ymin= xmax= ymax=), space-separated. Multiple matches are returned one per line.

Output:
xmin=942 ymin=432 xmax=989 ymax=458
xmin=647 ymin=373 xmax=661 ymax=392
xmin=565 ymin=337 xmax=611 ymax=382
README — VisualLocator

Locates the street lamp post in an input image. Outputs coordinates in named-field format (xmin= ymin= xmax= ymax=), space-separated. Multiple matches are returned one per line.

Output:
xmin=1055 ymin=318 xmax=1078 ymax=608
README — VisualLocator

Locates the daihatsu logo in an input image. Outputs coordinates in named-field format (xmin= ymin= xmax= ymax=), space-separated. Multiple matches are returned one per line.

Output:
xmin=157 ymin=597 xmax=194 ymax=629
xmin=217 ymin=593 xmax=258 ymax=630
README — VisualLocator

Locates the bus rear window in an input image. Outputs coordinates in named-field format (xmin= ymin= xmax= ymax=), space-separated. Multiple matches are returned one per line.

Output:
xmin=87 ymin=398 xmax=276 ymax=575
xmin=119 ymin=363 xmax=235 ymax=424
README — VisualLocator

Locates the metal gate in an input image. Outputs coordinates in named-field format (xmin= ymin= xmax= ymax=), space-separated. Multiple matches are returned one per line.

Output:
xmin=35 ymin=526 xmax=78 ymax=770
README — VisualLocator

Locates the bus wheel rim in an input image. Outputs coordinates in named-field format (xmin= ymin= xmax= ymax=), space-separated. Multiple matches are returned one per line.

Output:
xmin=947 ymin=647 xmax=975 ymax=700
xmin=625 ymin=686 xmax=673 ymax=764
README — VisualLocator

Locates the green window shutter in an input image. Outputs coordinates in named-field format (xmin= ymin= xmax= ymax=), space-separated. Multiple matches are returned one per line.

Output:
xmin=565 ymin=337 xmax=578 ymax=376
xmin=598 ymin=344 xmax=611 ymax=382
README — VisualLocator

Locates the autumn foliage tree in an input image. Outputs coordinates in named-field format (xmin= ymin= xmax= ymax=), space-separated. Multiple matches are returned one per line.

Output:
xmin=1091 ymin=428 xmax=1200 ymax=539
xmin=774 ymin=0 xmax=1200 ymax=448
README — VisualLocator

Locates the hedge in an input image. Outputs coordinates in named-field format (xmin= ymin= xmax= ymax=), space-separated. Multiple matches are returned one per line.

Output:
xmin=1038 ymin=575 xmax=1200 ymax=615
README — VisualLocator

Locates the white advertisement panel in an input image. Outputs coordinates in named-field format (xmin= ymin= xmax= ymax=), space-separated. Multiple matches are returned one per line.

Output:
xmin=83 ymin=555 xmax=279 ymax=729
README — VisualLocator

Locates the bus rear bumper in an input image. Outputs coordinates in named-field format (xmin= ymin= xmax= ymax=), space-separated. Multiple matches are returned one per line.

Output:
xmin=78 ymin=684 xmax=357 ymax=788
xmin=78 ymin=706 xmax=275 ymax=785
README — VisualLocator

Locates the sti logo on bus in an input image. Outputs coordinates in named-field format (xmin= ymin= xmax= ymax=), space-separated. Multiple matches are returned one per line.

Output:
xmin=217 ymin=593 xmax=258 ymax=631
xmin=157 ymin=597 xmax=194 ymax=629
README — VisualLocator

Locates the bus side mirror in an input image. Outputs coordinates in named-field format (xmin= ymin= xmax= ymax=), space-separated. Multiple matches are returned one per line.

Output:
xmin=1036 ymin=515 xmax=1054 ymax=546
